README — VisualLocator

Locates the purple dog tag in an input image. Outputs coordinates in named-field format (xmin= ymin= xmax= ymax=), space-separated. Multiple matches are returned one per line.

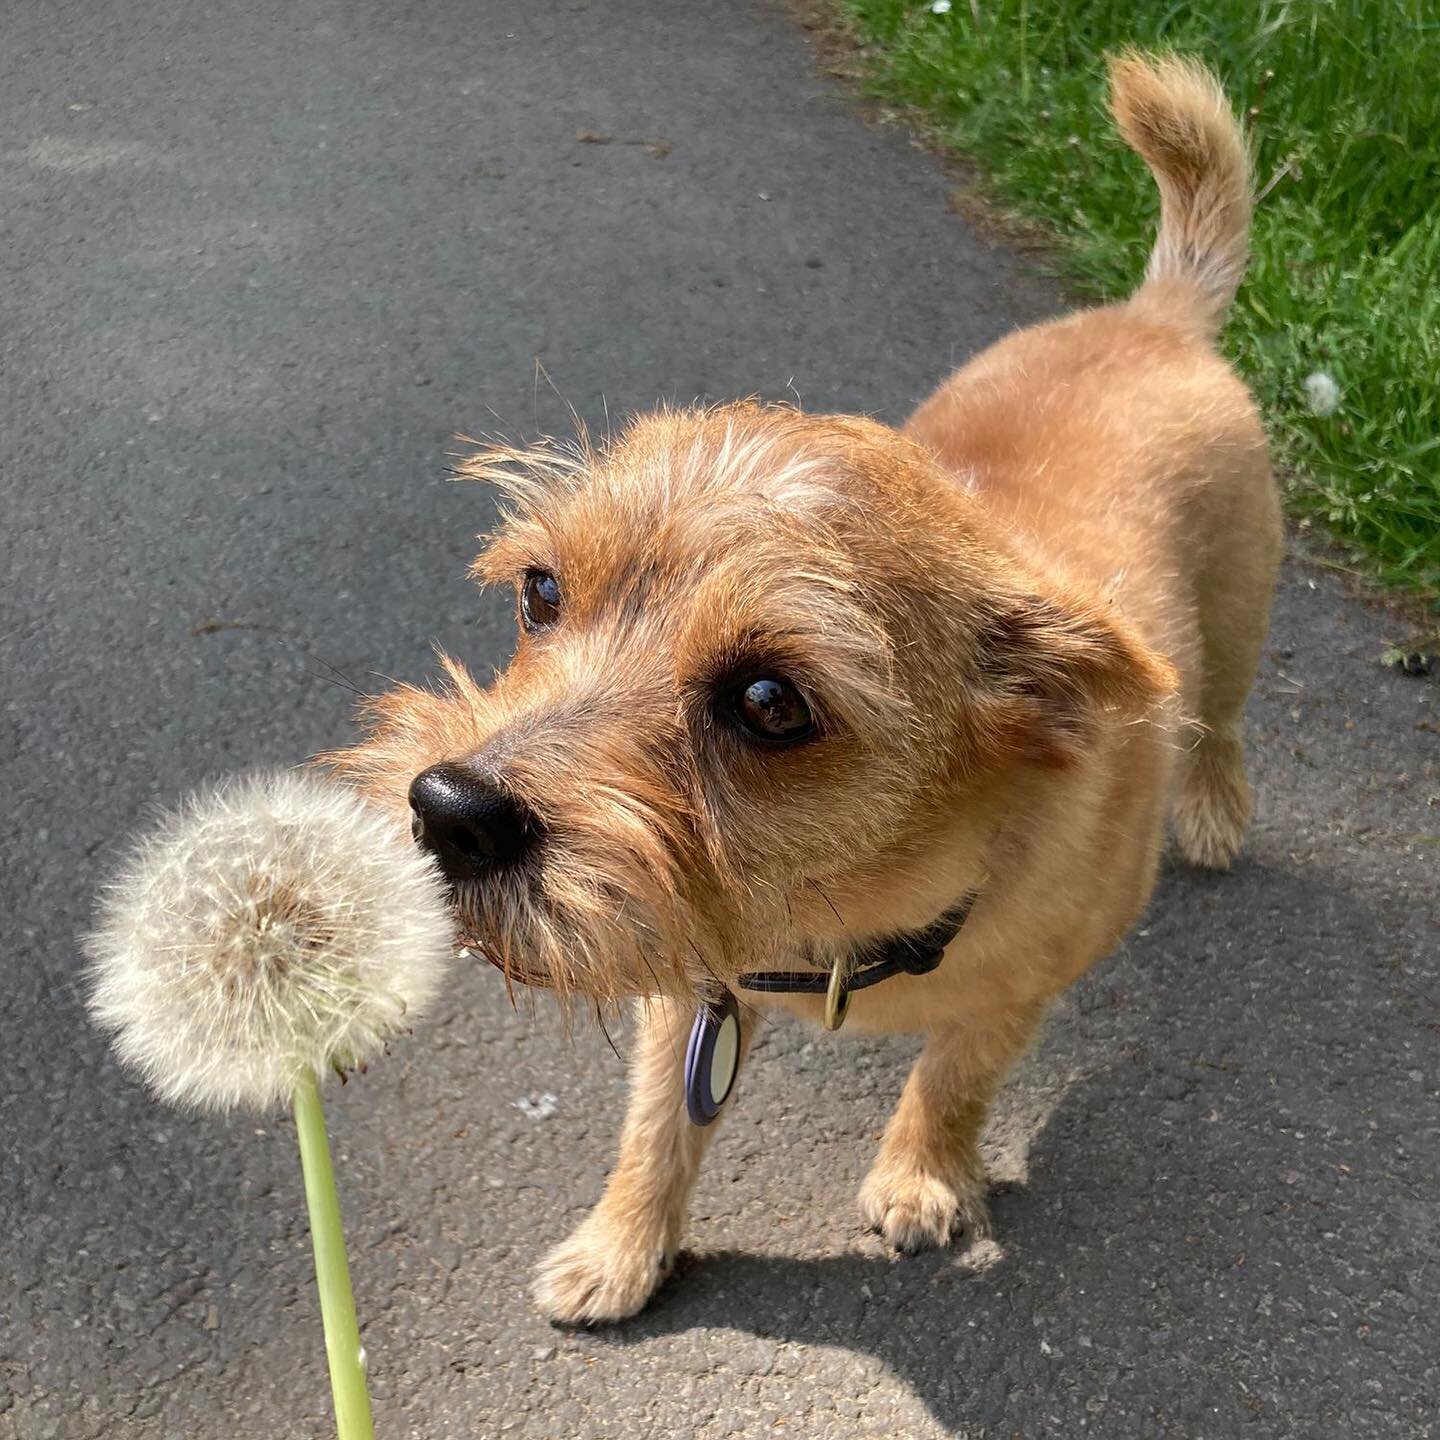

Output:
xmin=685 ymin=989 xmax=741 ymax=1126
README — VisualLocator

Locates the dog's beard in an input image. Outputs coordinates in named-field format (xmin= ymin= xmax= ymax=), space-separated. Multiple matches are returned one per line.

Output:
xmin=451 ymin=874 xmax=662 ymax=1001
xmin=447 ymin=829 xmax=732 ymax=1005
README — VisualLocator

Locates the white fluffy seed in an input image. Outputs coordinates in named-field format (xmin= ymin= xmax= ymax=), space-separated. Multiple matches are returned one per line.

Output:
xmin=1303 ymin=370 xmax=1341 ymax=417
xmin=85 ymin=771 xmax=453 ymax=1113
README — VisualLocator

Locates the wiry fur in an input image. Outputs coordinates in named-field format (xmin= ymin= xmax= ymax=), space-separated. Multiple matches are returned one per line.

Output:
xmin=327 ymin=52 xmax=1282 ymax=1323
xmin=86 ymin=772 xmax=453 ymax=1112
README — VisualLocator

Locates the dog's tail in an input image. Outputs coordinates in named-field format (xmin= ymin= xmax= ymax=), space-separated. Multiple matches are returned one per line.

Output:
xmin=1109 ymin=50 xmax=1251 ymax=340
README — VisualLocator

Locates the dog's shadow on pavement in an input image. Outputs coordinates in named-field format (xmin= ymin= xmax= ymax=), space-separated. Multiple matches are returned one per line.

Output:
xmin=579 ymin=857 xmax=1438 ymax=1435
xmin=614 ymin=1242 xmax=1027 ymax=1431
xmin=590 ymin=1147 xmax=1194 ymax=1433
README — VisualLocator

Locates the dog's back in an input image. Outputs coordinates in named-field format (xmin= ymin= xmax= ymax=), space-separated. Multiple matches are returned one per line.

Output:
xmin=908 ymin=52 xmax=1283 ymax=868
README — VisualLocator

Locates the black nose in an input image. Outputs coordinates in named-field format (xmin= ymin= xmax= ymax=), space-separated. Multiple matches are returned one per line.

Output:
xmin=408 ymin=762 xmax=539 ymax=882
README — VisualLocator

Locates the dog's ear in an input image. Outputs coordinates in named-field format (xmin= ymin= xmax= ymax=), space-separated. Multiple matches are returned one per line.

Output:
xmin=980 ymin=588 xmax=1177 ymax=766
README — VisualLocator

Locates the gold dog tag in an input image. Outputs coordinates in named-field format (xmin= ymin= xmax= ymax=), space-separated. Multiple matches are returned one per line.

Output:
xmin=823 ymin=959 xmax=852 ymax=1032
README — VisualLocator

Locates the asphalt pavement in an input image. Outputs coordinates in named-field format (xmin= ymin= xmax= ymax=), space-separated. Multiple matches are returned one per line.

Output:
xmin=2 ymin=1 xmax=1437 ymax=1436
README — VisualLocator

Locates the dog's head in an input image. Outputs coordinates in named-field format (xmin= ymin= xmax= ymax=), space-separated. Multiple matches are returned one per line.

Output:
xmin=326 ymin=402 xmax=1172 ymax=1003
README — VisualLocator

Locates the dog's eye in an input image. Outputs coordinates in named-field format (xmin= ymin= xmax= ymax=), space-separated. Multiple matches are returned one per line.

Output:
xmin=520 ymin=570 xmax=562 ymax=630
xmin=730 ymin=677 xmax=815 ymax=745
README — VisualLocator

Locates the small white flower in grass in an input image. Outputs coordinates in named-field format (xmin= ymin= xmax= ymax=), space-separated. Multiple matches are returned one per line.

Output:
xmin=86 ymin=770 xmax=454 ymax=1113
xmin=930 ymin=0 xmax=952 ymax=11
xmin=1304 ymin=371 xmax=1341 ymax=417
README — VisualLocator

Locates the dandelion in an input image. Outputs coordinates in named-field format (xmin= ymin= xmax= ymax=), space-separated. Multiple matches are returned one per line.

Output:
xmin=1303 ymin=370 xmax=1341 ymax=417
xmin=87 ymin=770 xmax=451 ymax=1111
xmin=930 ymin=0 xmax=953 ymax=11
xmin=87 ymin=770 xmax=454 ymax=1440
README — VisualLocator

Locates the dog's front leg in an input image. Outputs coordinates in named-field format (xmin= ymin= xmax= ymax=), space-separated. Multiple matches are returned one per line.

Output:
xmin=859 ymin=1005 xmax=1043 ymax=1252
xmin=533 ymin=995 xmax=753 ymax=1324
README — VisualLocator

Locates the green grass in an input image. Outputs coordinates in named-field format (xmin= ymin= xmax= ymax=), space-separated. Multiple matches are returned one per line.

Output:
xmin=837 ymin=0 xmax=1440 ymax=598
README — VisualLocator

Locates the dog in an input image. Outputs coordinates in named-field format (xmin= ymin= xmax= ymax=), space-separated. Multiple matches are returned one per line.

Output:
xmin=327 ymin=52 xmax=1281 ymax=1325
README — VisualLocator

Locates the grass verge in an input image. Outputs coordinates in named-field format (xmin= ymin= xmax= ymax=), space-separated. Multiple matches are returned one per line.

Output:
xmin=831 ymin=0 xmax=1439 ymax=599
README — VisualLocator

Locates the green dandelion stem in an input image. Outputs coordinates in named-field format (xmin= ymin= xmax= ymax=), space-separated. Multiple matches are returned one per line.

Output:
xmin=293 ymin=1067 xmax=375 ymax=1440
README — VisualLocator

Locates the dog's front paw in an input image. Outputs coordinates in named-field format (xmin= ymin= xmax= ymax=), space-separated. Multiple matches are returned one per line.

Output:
xmin=532 ymin=1210 xmax=674 ymax=1326
xmin=858 ymin=1162 xmax=991 ymax=1255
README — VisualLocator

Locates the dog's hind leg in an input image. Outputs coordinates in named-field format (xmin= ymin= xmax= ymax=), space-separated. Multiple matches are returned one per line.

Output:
xmin=1171 ymin=475 xmax=1281 ymax=870
xmin=859 ymin=1002 xmax=1044 ymax=1253
xmin=533 ymin=995 xmax=755 ymax=1325
xmin=1173 ymin=724 xmax=1252 ymax=870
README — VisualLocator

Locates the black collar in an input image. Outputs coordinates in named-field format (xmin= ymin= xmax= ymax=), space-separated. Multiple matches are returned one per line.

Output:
xmin=685 ymin=895 xmax=979 ymax=1121
xmin=736 ymin=894 xmax=977 ymax=998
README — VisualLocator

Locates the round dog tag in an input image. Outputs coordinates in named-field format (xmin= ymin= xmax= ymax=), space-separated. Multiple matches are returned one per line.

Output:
xmin=684 ymin=989 xmax=741 ymax=1127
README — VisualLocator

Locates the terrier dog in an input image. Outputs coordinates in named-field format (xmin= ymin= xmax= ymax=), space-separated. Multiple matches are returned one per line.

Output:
xmin=329 ymin=53 xmax=1281 ymax=1324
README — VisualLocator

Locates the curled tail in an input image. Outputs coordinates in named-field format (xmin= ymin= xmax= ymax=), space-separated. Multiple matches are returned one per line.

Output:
xmin=1108 ymin=50 xmax=1252 ymax=340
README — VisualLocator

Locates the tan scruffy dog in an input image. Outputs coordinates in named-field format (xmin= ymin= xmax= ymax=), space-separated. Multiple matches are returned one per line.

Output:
xmin=328 ymin=52 xmax=1281 ymax=1324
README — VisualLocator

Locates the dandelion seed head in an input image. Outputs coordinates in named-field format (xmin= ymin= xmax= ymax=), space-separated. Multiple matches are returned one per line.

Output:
xmin=930 ymin=0 xmax=953 ymax=12
xmin=1303 ymin=371 xmax=1341 ymax=417
xmin=85 ymin=771 xmax=454 ymax=1113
